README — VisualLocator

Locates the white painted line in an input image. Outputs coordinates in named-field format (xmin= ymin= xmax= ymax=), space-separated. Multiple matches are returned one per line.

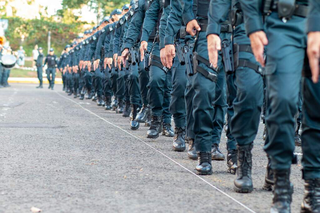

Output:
xmin=56 ymin=91 xmax=256 ymax=213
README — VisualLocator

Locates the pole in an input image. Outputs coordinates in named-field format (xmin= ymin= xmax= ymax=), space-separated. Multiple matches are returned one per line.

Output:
xmin=48 ymin=31 xmax=51 ymax=54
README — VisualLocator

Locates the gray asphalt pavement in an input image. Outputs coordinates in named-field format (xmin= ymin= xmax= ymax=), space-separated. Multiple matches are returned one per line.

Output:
xmin=0 ymin=84 xmax=304 ymax=213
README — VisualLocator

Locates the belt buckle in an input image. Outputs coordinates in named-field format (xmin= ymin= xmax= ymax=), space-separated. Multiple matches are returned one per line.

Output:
xmin=163 ymin=66 xmax=169 ymax=73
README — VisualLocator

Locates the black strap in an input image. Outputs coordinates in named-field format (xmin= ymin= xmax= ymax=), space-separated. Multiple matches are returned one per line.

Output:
xmin=150 ymin=55 xmax=169 ymax=73
xmin=237 ymin=59 xmax=263 ymax=75
xmin=195 ymin=53 xmax=212 ymax=68
xmin=238 ymin=44 xmax=253 ymax=54
xmin=196 ymin=66 xmax=218 ymax=82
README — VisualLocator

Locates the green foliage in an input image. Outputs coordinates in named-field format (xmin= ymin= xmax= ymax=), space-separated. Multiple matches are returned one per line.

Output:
xmin=4 ymin=16 xmax=85 ymax=57
xmin=62 ymin=0 xmax=130 ymax=20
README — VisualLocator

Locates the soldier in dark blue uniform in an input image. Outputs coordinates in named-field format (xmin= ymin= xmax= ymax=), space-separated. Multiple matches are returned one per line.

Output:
xmin=300 ymin=0 xmax=320 ymax=211
xmin=121 ymin=0 xmax=151 ymax=130
xmin=207 ymin=0 xmax=264 ymax=191
xmin=44 ymin=48 xmax=58 ymax=90
xmin=240 ymin=0 xmax=309 ymax=211
xmin=36 ymin=47 xmax=44 ymax=89
xmin=139 ymin=0 xmax=174 ymax=139
xmin=58 ymin=45 xmax=70 ymax=91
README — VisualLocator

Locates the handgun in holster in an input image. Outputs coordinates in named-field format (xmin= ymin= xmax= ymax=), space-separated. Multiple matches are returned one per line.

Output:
xmin=130 ymin=49 xmax=137 ymax=65
xmin=184 ymin=43 xmax=194 ymax=76
xmin=277 ymin=0 xmax=296 ymax=21
xmin=179 ymin=26 xmax=187 ymax=39
xmin=176 ymin=42 xmax=185 ymax=65
xmin=221 ymin=39 xmax=234 ymax=74
xmin=143 ymin=50 xmax=150 ymax=71
xmin=192 ymin=52 xmax=199 ymax=76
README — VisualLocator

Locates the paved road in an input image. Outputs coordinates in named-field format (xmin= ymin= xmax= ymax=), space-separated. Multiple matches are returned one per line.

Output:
xmin=0 ymin=84 xmax=304 ymax=213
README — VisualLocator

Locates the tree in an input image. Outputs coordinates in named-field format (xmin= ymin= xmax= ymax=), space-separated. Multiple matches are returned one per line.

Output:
xmin=61 ymin=0 xmax=130 ymax=23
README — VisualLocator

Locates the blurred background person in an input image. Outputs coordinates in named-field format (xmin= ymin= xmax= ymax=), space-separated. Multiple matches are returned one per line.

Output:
xmin=36 ymin=47 xmax=44 ymax=88
xmin=44 ymin=48 xmax=58 ymax=90
xmin=32 ymin=44 xmax=38 ymax=69
xmin=17 ymin=46 xmax=25 ymax=67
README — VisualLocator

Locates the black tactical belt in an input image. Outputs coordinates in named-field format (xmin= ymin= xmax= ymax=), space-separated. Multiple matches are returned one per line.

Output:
xmin=237 ymin=59 xmax=263 ymax=75
xmin=271 ymin=3 xmax=308 ymax=18
xmin=150 ymin=55 xmax=169 ymax=73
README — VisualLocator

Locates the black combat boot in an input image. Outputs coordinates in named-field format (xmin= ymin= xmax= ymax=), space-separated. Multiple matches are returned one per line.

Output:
xmin=145 ymin=110 xmax=152 ymax=127
xmin=135 ymin=105 xmax=150 ymax=123
xmin=227 ymin=149 xmax=237 ymax=175
xmin=111 ymin=99 xmax=118 ymax=111
xmin=212 ymin=144 xmax=225 ymax=161
xmin=86 ymin=91 xmax=93 ymax=99
xmin=79 ymin=93 xmax=85 ymax=100
xmin=68 ymin=89 xmax=73 ymax=96
xmin=270 ymin=169 xmax=293 ymax=213
xmin=97 ymin=97 xmax=104 ymax=106
xmin=130 ymin=105 xmax=140 ymax=130
xmin=105 ymin=96 xmax=112 ymax=110
xmin=116 ymin=100 xmax=124 ymax=114
xmin=301 ymin=179 xmax=320 ymax=213
xmin=263 ymin=155 xmax=274 ymax=191
xmin=263 ymin=125 xmax=267 ymax=141
xmin=234 ymin=143 xmax=253 ymax=193
xmin=74 ymin=90 xmax=78 ymax=98
xmin=163 ymin=123 xmax=174 ymax=137
xmin=187 ymin=138 xmax=197 ymax=160
xmin=147 ymin=116 xmax=162 ymax=138
xmin=295 ymin=122 xmax=301 ymax=146
xmin=122 ymin=101 xmax=131 ymax=117
xmin=195 ymin=152 xmax=213 ymax=175
xmin=172 ymin=127 xmax=186 ymax=152
xmin=92 ymin=95 xmax=97 ymax=102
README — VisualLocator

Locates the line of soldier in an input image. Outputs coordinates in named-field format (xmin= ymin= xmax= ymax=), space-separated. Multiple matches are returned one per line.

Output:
xmin=58 ymin=0 xmax=320 ymax=212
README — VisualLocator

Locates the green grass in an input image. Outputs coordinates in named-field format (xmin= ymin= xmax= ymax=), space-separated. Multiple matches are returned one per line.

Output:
xmin=10 ymin=68 xmax=62 ymax=78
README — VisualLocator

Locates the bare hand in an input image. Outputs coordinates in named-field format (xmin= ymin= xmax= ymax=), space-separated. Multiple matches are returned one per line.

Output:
xmin=121 ymin=48 xmax=130 ymax=65
xmin=94 ymin=59 xmax=100 ymax=70
xmin=207 ymin=34 xmax=221 ymax=69
xmin=165 ymin=44 xmax=176 ymax=69
xmin=186 ymin=19 xmax=201 ymax=37
xmin=104 ymin=58 xmax=108 ymax=69
xmin=113 ymin=54 xmax=118 ymax=67
xmin=160 ymin=48 xmax=167 ymax=67
xmin=140 ymin=41 xmax=148 ymax=61
xmin=249 ymin=31 xmax=268 ymax=67
xmin=307 ymin=32 xmax=320 ymax=83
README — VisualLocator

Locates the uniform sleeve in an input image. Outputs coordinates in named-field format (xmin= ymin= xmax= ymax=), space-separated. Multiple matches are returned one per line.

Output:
xmin=182 ymin=0 xmax=195 ymax=25
xmin=141 ymin=0 xmax=160 ymax=42
xmin=207 ymin=0 xmax=231 ymax=36
xmin=165 ymin=1 xmax=183 ymax=45
xmin=239 ymin=0 xmax=264 ymax=36
xmin=108 ymin=31 xmax=115 ymax=58
xmin=159 ymin=6 xmax=170 ymax=50
xmin=95 ymin=32 xmax=105 ymax=60
xmin=307 ymin=0 xmax=320 ymax=32
xmin=44 ymin=55 xmax=48 ymax=66
xmin=55 ymin=55 xmax=59 ymax=67
xmin=122 ymin=0 xmax=145 ymax=51
xmin=113 ymin=26 xmax=122 ymax=55
xmin=57 ymin=56 xmax=62 ymax=69
xmin=86 ymin=37 xmax=98 ymax=61
xmin=104 ymin=32 xmax=111 ymax=58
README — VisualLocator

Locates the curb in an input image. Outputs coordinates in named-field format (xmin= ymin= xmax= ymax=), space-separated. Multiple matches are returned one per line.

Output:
xmin=8 ymin=77 xmax=63 ymax=84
